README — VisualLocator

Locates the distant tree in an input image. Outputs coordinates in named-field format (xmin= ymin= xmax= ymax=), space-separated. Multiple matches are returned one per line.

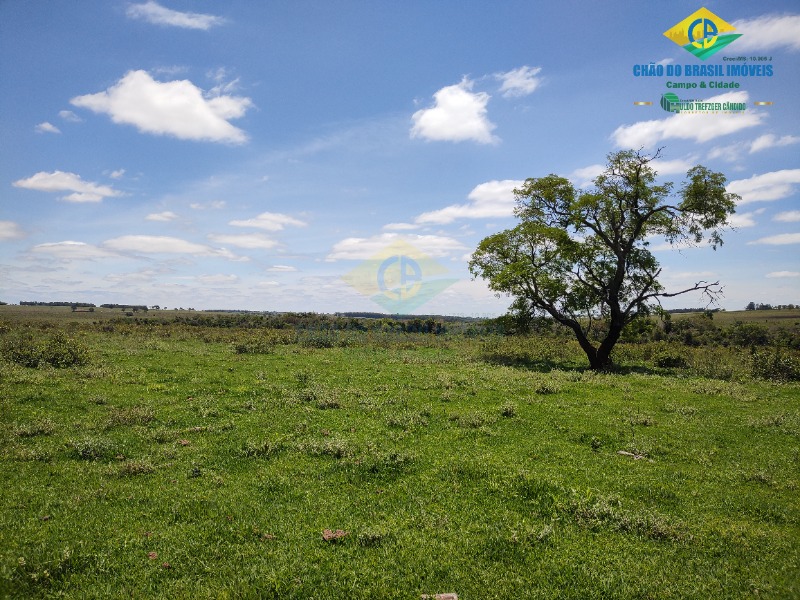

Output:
xmin=745 ymin=302 xmax=756 ymax=311
xmin=469 ymin=149 xmax=738 ymax=370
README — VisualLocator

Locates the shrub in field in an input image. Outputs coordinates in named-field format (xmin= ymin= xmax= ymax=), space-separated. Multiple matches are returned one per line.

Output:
xmin=40 ymin=332 xmax=89 ymax=367
xmin=1 ymin=331 xmax=88 ymax=368
xmin=726 ymin=321 xmax=770 ymax=347
xmin=1 ymin=332 xmax=43 ymax=367
xmin=298 ymin=330 xmax=353 ymax=349
xmin=669 ymin=315 xmax=724 ymax=347
xmin=750 ymin=347 xmax=800 ymax=381
xmin=653 ymin=349 xmax=688 ymax=369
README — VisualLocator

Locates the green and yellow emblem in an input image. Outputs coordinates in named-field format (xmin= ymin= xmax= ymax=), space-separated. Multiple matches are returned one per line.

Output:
xmin=664 ymin=7 xmax=741 ymax=60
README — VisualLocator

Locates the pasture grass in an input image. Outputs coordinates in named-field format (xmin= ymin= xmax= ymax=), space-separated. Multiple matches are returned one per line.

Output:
xmin=0 ymin=312 xmax=798 ymax=598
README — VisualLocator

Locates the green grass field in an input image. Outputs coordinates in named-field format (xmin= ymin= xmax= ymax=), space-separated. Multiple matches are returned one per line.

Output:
xmin=0 ymin=309 xmax=798 ymax=598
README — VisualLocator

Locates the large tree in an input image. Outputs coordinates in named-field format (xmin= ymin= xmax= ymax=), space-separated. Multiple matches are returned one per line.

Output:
xmin=469 ymin=150 xmax=738 ymax=370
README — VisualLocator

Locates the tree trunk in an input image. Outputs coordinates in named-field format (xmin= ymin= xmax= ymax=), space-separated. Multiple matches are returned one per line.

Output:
xmin=593 ymin=321 xmax=624 ymax=370
xmin=567 ymin=322 xmax=601 ymax=369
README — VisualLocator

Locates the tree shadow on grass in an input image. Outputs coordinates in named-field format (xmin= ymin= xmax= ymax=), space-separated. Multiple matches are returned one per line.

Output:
xmin=480 ymin=353 xmax=582 ymax=374
xmin=480 ymin=352 xmax=667 ymax=377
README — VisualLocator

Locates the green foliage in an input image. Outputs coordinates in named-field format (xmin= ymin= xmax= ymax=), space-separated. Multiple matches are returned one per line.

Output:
xmin=653 ymin=348 xmax=689 ymax=369
xmin=470 ymin=150 xmax=738 ymax=369
xmin=750 ymin=347 xmax=800 ymax=381
xmin=726 ymin=321 xmax=770 ymax=347
xmin=232 ymin=329 xmax=297 ymax=353
xmin=1 ymin=331 xmax=88 ymax=368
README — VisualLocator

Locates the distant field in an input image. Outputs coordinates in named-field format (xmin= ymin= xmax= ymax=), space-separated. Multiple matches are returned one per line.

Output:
xmin=1 ymin=311 xmax=798 ymax=598
xmin=672 ymin=308 xmax=800 ymax=327
xmin=2 ymin=304 xmax=799 ymax=327
xmin=0 ymin=305 xmax=210 ymax=323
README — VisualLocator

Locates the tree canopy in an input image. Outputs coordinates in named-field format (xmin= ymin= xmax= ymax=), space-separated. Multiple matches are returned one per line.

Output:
xmin=469 ymin=150 xmax=739 ymax=370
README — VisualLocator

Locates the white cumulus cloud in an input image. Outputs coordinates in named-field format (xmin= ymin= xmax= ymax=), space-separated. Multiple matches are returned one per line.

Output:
xmin=496 ymin=66 xmax=542 ymax=98
xmin=0 ymin=221 xmax=25 ymax=241
xmin=31 ymin=241 xmax=119 ymax=261
xmin=35 ymin=122 xmax=61 ymax=134
xmin=570 ymin=164 xmax=605 ymax=185
xmin=766 ymin=271 xmax=800 ymax=278
xmin=207 ymin=233 xmax=278 ymax=249
xmin=415 ymin=180 xmax=523 ymax=225
xmin=410 ymin=78 xmax=497 ymax=144
xmin=267 ymin=265 xmax=297 ymax=272
xmin=727 ymin=169 xmax=800 ymax=204
xmin=731 ymin=14 xmax=800 ymax=52
xmin=228 ymin=212 xmax=306 ymax=231
xmin=71 ymin=70 xmax=252 ymax=144
xmin=103 ymin=235 xmax=245 ymax=260
xmin=13 ymin=171 xmax=122 ymax=203
xmin=190 ymin=200 xmax=226 ymax=210
xmin=327 ymin=233 xmax=466 ymax=261
xmin=146 ymin=211 xmax=178 ymax=222
xmin=58 ymin=110 xmax=81 ymax=122
xmin=747 ymin=233 xmax=800 ymax=245
xmin=383 ymin=223 xmax=420 ymax=231
xmin=728 ymin=209 xmax=763 ymax=228
xmin=774 ymin=210 xmax=800 ymax=223
xmin=749 ymin=133 xmax=800 ymax=153
xmin=126 ymin=1 xmax=224 ymax=30
xmin=611 ymin=92 xmax=764 ymax=148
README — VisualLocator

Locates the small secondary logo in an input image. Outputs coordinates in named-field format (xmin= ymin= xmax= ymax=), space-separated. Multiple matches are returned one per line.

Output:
xmin=660 ymin=92 xmax=682 ymax=113
xmin=664 ymin=7 xmax=741 ymax=61
xmin=659 ymin=92 xmax=747 ymax=114
xmin=341 ymin=238 xmax=458 ymax=313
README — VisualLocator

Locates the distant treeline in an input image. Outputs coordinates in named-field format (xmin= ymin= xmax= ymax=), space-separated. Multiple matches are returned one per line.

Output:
xmin=745 ymin=303 xmax=797 ymax=311
xmin=667 ymin=308 xmax=722 ymax=314
xmin=18 ymin=301 xmax=151 ymax=310
xmin=99 ymin=304 xmax=149 ymax=311
xmin=20 ymin=301 xmax=96 ymax=307
xmin=336 ymin=311 xmax=484 ymax=323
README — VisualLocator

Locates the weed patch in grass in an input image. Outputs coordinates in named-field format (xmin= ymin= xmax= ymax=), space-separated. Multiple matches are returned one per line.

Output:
xmin=113 ymin=459 xmax=155 ymax=477
xmin=12 ymin=418 xmax=56 ymax=438
xmin=239 ymin=438 xmax=285 ymax=459
xmin=66 ymin=436 xmax=118 ymax=461
xmin=105 ymin=405 xmax=155 ymax=428
xmin=449 ymin=411 xmax=494 ymax=429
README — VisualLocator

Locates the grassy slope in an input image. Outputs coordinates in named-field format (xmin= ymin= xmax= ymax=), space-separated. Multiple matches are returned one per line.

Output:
xmin=0 ymin=325 xmax=798 ymax=598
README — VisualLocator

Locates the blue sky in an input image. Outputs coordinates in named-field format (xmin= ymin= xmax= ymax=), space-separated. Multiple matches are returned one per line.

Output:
xmin=1 ymin=1 xmax=798 ymax=315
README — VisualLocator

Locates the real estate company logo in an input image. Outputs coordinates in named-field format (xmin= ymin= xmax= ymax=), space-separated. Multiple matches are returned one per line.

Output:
xmin=341 ymin=239 xmax=458 ymax=314
xmin=663 ymin=7 xmax=742 ymax=61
